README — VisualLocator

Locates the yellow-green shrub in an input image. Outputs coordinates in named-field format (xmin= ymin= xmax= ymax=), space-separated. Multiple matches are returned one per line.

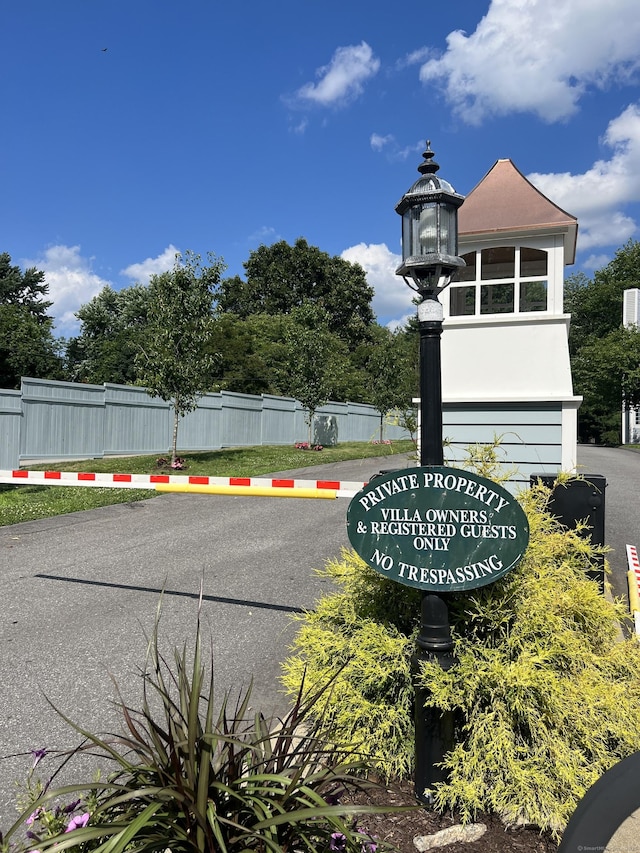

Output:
xmin=282 ymin=482 xmax=640 ymax=836
xmin=282 ymin=548 xmax=419 ymax=779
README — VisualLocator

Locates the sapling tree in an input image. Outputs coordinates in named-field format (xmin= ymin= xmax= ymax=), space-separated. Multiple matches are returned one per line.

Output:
xmin=277 ymin=302 xmax=345 ymax=445
xmin=135 ymin=251 xmax=225 ymax=464
xmin=365 ymin=325 xmax=417 ymax=441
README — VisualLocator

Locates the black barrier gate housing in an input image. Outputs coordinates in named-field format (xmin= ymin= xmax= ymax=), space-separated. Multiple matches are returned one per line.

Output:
xmin=530 ymin=474 xmax=606 ymax=592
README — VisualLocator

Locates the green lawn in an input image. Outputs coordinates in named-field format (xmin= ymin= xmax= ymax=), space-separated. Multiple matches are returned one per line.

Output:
xmin=0 ymin=441 xmax=415 ymax=528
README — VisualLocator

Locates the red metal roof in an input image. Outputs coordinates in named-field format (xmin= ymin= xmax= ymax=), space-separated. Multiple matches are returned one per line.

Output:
xmin=459 ymin=159 xmax=578 ymax=263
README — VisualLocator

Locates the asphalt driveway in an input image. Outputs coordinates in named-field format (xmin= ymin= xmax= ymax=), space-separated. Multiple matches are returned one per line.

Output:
xmin=0 ymin=453 xmax=409 ymax=825
xmin=576 ymin=444 xmax=640 ymax=601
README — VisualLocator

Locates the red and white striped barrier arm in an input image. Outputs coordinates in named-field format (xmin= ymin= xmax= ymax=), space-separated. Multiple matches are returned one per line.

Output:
xmin=0 ymin=469 xmax=366 ymax=499
xmin=626 ymin=544 xmax=640 ymax=636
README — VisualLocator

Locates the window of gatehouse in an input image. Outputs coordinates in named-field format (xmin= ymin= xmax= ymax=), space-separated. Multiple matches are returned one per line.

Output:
xmin=449 ymin=246 xmax=548 ymax=317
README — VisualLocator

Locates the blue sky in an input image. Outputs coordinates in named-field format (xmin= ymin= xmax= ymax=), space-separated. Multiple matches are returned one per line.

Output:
xmin=3 ymin=0 xmax=640 ymax=336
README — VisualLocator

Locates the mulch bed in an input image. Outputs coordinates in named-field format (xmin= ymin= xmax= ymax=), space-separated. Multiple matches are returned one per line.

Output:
xmin=345 ymin=778 xmax=558 ymax=852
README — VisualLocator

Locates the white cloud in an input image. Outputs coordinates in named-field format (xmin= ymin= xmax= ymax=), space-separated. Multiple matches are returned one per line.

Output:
xmin=370 ymin=133 xmax=394 ymax=151
xmin=528 ymin=103 xmax=640 ymax=250
xmin=341 ymin=242 xmax=414 ymax=325
xmin=247 ymin=226 xmax=278 ymax=246
xmin=292 ymin=42 xmax=380 ymax=107
xmin=370 ymin=133 xmax=423 ymax=161
xmin=23 ymin=245 xmax=110 ymax=337
xmin=399 ymin=47 xmax=432 ymax=69
xmin=418 ymin=0 xmax=640 ymax=123
xmin=582 ymin=253 xmax=611 ymax=270
xmin=121 ymin=244 xmax=179 ymax=285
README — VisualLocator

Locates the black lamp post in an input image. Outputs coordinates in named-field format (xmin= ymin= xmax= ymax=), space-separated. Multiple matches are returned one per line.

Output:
xmin=395 ymin=141 xmax=465 ymax=804
xmin=395 ymin=141 xmax=465 ymax=469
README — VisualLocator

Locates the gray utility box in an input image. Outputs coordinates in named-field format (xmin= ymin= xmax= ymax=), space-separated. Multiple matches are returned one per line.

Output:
xmin=530 ymin=474 xmax=606 ymax=593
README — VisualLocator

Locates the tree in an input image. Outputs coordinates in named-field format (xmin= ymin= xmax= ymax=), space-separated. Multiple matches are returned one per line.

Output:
xmin=135 ymin=251 xmax=225 ymax=463
xmin=207 ymin=312 xmax=288 ymax=396
xmin=218 ymin=238 xmax=375 ymax=349
xmin=572 ymin=326 xmax=640 ymax=445
xmin=566 ymin=240 xmax=640 ymax=346
xmin=565 ymin=240 xmax=640 ymax=443
xmin=0 ymin=252 xmax=53 ymax=317
xmin=0 ymin=253 xmax=62 ymax=388
xmin=276 ymin=302 xmax=347 ymax=444
xmin=364 ymin=325 xmax=418 ymax=441
xmin=67 ymin=284 xmax=152 ymax=384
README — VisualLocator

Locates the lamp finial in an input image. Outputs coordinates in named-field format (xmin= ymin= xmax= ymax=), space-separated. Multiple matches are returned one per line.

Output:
xmin=418 ymin=141 xmax=439 ymax=176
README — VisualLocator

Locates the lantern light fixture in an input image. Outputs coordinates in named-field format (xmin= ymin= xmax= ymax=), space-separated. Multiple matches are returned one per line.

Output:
xmin=395 ymin=141 xmax=466 ymax=295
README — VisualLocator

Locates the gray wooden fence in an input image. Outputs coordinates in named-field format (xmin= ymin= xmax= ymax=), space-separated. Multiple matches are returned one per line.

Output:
xmin=1 ymin=379 xmax=569 ymax=491
xmin=1 ymin=378 xmax=408 ymax=469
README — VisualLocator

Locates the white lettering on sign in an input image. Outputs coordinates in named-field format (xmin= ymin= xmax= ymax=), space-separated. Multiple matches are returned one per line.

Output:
xmin=421 ymin=471 xmax=509 ymax=513
xmin=357 ymin=473 xmax=420 ymax=511
xmin=363 ymin=516 xmax=516 ymax=548
xmin=397 ymin=554 xmax=504 ymax=585
xmin=380 ymin=508 xmax=421 ymax=521
xmin=372 ymin=548 xmax=394 ymax=571
xmin=424 ymin=508 xmax=487 ymax=524
xmin=459 ymin=523 xmax=517 ymax=539
xmin=413 ymin=536 xmax=451 ymax=551
xmin=359 ymin=471 xmax=509 ymax=513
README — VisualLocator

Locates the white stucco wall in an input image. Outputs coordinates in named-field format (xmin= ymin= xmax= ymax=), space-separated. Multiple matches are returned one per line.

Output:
xmin=441 ymin=314 xmax=575 ymax=401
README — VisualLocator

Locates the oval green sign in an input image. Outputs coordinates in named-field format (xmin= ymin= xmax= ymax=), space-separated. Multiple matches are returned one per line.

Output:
xmin=346 ymin=466 xmax=529 ymax=592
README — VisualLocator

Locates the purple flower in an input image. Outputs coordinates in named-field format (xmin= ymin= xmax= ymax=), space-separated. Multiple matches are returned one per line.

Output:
xmin=65 ymin=812 xmax=90 ymax=833
xmin=26 ymin=808 xmax=42 ymax=825
xmin=30 ymin=749 xmax=47 ymax=769
xmin=63 ymin=800 xmax=82 ymax=814
xmin=329 ymin=832 xmax=347 ymax=851
xmin=357 ymin=829 xmax=378 ymax=853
